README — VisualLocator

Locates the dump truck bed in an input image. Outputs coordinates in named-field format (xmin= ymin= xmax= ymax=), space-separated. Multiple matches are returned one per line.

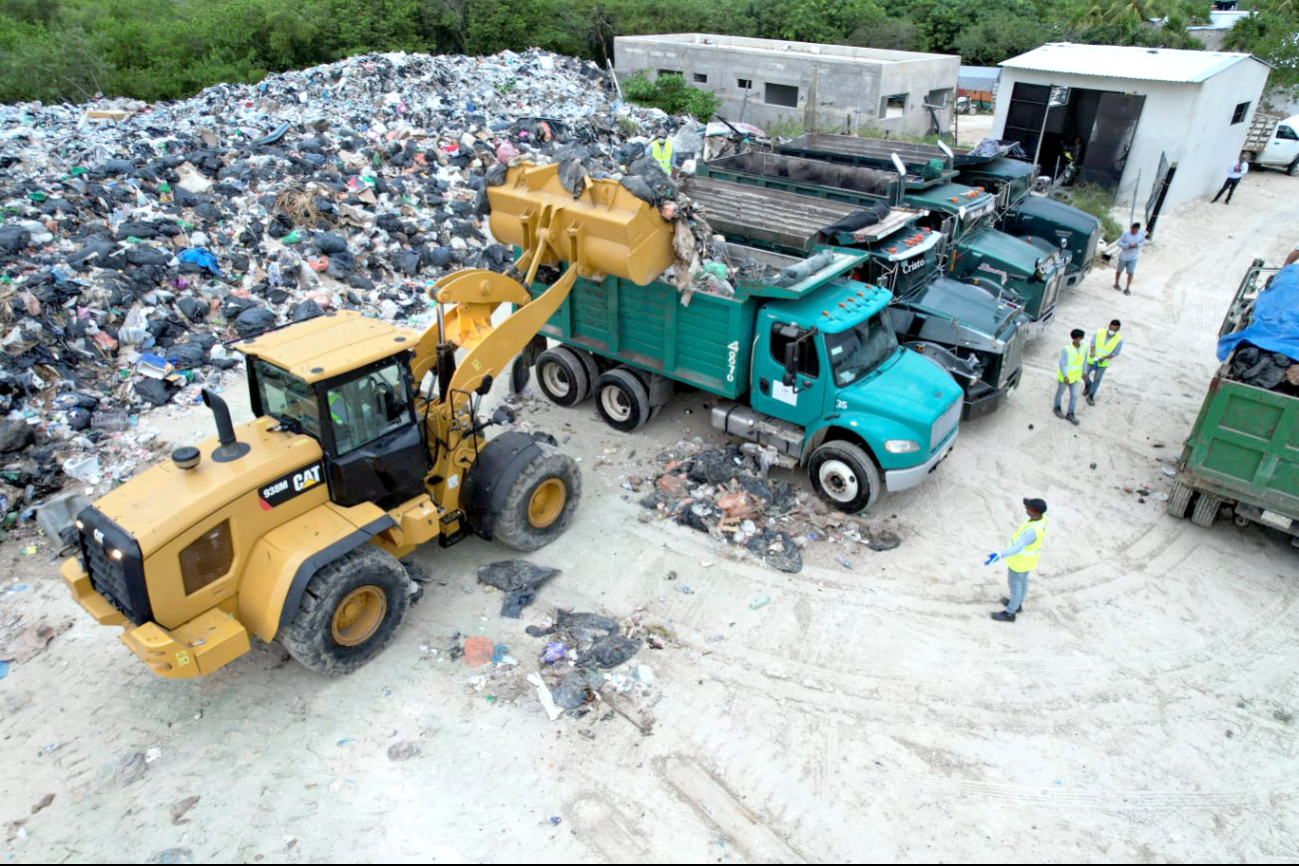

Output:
xmin=1177 ymin=262 xmax=1299 ymax=528
xmin=526 ymin=240 xmax=867 ymax=398
xmin=684 ymin=175 xmax=920 ymax=253
xmin=777 ymin=135 xmax=956 ymax=187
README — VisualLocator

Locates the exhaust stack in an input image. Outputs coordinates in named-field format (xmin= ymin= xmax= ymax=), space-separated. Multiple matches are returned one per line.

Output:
xmin=203 ymin=389 xmax=250 ymax=463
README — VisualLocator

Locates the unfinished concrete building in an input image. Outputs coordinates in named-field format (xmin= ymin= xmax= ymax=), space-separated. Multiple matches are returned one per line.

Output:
xmin=614 ymin=34 xmax=959 ymax=137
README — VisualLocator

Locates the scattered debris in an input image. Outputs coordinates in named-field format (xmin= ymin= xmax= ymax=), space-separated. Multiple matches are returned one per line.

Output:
xmin=29 ymin=794 xmax=54 ymax=815
xmin=463 ymin=636 xmax=495 ymax=668
xmin=476 ymin=560 xmax=560 ymax=618
xmin=112 ymin=751 xmax=148 ymax=787
xmin=170 ymin=796 xmax=200 ymax=825
xmin=386 ymin=741 xmax=419 ymax=762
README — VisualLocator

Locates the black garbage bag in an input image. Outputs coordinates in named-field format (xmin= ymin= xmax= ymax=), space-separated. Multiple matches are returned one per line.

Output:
xmin=555 ymin=610 xmax=619 ymax=641
xmin=476 ymin=560 xmax=560 ymax=619
xmin=234 ymin=306 xmax=275 ymax=338
xmin=584 ymin=635 xmax=641 ymax=669
xmin=552 ymin=672 xmax=589 ymax=709
xmin=134 ymin=377 xmax=180 ymax=406
xmin=744 ymin=527 xmax=803 ymax=573
xmin=291 ymin=300 xmax=324 ymax=322
xmin=821 ymin=201 xmax=891 ymax=234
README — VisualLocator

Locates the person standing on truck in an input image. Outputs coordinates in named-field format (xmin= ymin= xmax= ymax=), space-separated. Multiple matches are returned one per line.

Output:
xmin=1113 ymin=223 xmax=1145 ymax=295
xmin=1054 ymin=328 xmax=1086 ymax=425
xmin=651 ymin=129 xmax=676 ymax=176
xmin=1084 ymin=319 xmax=1123 ymax=406
xmin=1211 ymin=154 xmax=1249 ymax=205
xmin=1285 ymin=242 xmax=1299 ymax=267
xmin=985 ymin=498 xmax=1048 ymax=623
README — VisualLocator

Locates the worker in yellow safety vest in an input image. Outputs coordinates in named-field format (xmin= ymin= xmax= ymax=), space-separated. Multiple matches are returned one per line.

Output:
xmin=1084 ymin=319 xmax=1123 ymax=406
xmin=1053 ymin=328 xmax=1086 ymax=425
xmin=985 ymin=498 xmax=1048 ymax=623
xmin=650 ymin=128 xmax=676 ymax=175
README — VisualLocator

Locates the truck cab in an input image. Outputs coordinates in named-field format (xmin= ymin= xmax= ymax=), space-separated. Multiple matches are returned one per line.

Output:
xmin=739 ymin=275 xmax=963 ymax=512
xmin=1244 ymin=113 xmax=1299 ymax=175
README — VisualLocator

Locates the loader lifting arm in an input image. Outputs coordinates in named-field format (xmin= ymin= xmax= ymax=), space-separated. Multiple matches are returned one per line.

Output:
xmin=413 ymin=162 xmax=676 ymax=512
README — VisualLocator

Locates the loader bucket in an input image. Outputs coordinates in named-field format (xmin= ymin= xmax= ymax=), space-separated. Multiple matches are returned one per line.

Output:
xmin=487 ymin=162 xmax=675 ymax=286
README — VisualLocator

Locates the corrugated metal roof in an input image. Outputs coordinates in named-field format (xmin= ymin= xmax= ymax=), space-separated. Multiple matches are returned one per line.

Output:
xmin=999 ymin=42 xmax=1264 ymax=83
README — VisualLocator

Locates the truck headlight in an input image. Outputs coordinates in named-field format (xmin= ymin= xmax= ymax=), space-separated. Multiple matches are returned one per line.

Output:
xmin=884 ymin=439 xmax=920 ymax=454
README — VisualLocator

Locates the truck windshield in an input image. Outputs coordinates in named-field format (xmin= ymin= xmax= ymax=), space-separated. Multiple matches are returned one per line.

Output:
xmin=825 ymin=313 xmax=899 ymax=387
xmin=254 ymin=359 xmax=323 ymax=439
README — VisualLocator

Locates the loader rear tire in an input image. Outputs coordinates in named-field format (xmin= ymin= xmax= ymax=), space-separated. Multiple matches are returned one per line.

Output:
xmin=491 ymin=442 xmax=582 ymax=552
xmin=536 ymin=347 xmax=590 ymax=407
xmin=279 ymin=545 xmax=411 ymax=675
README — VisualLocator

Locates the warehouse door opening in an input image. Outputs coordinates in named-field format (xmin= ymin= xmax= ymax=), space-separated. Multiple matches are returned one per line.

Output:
xmin=1028 ymin=87 xmax=1145 ymax=190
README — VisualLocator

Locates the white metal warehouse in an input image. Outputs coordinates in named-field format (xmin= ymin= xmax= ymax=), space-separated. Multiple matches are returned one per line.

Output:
xmin=990 ymin=43 xmax=1272 ymax=211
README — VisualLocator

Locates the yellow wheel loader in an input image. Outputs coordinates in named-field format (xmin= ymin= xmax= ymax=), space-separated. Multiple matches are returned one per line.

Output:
xmin=60 ymin=163 xmax=674 ymax=678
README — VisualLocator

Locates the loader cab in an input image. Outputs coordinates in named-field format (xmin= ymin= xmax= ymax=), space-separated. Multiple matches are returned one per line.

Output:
xmin=240 ymin=312 xmax=431 ymax=511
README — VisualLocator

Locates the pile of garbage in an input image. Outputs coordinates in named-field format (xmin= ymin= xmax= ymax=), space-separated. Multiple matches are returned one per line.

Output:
xmin=0 ymin=47 xmax=760 ymax=520
xmin=1217 ymin=263 xmax=1299 ymax=397
xmin=639 ymin=443 xmax=806 ymax=573
xmin=1227 ymin=343 xmax=1299 ymax=396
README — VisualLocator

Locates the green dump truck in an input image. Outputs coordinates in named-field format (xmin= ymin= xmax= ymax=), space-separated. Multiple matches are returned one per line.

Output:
xmin=1167 ymin=261 xmax=1299 ymax=546
xmin=519 ymin=244 xmax=963 ymax=513
xmin=776 ymin=134 xmax=1100 ymax=291
xmin=681 ymin=176 xmax=1029 ymax=419
xmin=699 ymin=150 xmax=1063 ymax=336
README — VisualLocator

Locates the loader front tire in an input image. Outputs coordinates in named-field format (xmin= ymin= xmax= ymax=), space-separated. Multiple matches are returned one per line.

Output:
xmin=491 ymin=443 xmax=582 ymax=551
xmin=280 ymin=545 xmax=411 ymax=675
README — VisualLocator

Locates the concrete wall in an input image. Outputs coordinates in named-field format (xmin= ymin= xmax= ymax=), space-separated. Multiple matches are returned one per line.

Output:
xmin=992 ymin=59 xmax=1269 ymax=211
xmin=614 ymin=35 xmax=958 ymax=137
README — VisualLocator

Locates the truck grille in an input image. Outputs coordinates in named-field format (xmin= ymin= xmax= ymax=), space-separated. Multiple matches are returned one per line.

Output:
xmin=999 ymin=326 xmax=1026 ymax=389
xmin=930 ymin=398 xmax=961 ymax=452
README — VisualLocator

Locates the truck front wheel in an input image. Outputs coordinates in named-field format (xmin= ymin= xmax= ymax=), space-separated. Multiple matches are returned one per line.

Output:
xmin=279 ymin=545 xmax=412 ymax=675
xmin=1289 ymin=158 xmax=1299 ymax=177
xmin=808 ymin=440 xmax=881 ymax=514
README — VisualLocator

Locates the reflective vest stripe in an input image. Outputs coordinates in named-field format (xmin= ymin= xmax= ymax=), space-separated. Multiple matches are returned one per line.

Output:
xmin=1057 ymin=344 xmax=1085 ymax=383
xmin=1005 ymin=517 xmax=1047 ymax=572
xmin=1090 ymin=329 xmax=1120 ymax=367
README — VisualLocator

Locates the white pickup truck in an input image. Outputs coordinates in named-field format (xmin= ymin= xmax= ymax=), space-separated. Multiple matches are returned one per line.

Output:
xmin=1243 ymin=112 xmax=1299 ymax=176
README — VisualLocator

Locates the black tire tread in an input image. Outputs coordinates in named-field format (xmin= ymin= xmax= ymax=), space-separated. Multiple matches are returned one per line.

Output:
xmin=807 ymin=439 xmax=882 ymax=514
xmin=535 ymin=347 xmax=589 ymax=407
xmin=491 ymin=443 xmax=583 ymax=551
xmin=279 ymin=545 xmax=411 ymax=675
xmin=595 ymin=368 xmax=652 ymax=432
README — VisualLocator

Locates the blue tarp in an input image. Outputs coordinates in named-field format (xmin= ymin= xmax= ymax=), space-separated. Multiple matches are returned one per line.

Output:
xmin=1217 ymin=264 xmax=1299 ymax=361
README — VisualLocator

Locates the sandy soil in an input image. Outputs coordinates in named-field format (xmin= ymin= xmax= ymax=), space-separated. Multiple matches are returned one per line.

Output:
xmin=2 ymin=170 xmax=1297 ymax=865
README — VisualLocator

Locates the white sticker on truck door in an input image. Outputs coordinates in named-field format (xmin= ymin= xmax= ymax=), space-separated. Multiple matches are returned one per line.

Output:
xmin=772 ymin=381 xmax=797 ymax=406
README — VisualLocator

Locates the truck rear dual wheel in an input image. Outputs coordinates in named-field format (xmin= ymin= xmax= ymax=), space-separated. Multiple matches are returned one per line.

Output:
xmin=536 ymin=347 xmax=590 ymax=407
xmin=595 ymin=369 xmax=653 ymax=432
xmin=1191 ymin=493 xmax=1224 ymax=529
xmin=808 ymin=440 xmax=882 ymax=514
xmin=280 ymin=545 xmax=412 ymax=675
xmin=1166 ymin=479 xmax=1194 ymax=519
xmin=491 ymin=442 xmax=583 ymax=551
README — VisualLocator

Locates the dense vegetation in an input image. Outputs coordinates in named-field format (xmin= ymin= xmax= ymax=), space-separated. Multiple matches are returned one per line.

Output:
xmin=0 ymin=0 xmax=1294 ymax=106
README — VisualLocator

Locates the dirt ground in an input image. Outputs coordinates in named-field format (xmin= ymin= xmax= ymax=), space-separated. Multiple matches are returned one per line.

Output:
xmin=2 ymin=169 xmax=1298 ymax=865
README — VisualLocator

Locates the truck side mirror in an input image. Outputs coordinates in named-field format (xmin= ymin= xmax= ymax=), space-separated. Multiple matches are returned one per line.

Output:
xmin=783 ymin=341 xmax=800 ymax=385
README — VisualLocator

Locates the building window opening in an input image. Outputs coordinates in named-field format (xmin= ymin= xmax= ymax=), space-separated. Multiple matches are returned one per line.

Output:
xmin=880 ymin=94 xmax=908 ymax=119
xmin=1231 ymin=101 xmax=1250 ymax=124
xmin=737 ymin=78 xmax=752 ymax=89
xmin=693 ymin=72 xmax=707 ymax=84
xmin=764 ymin=82 xmax=799 ymax=108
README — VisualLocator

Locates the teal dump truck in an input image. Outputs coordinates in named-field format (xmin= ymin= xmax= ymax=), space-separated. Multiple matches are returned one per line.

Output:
xmin=1167 ymin=261 xmax=1299 ymax=546
xmin=776 ymin=134 xmax=1100 ymax=290
xmin=682 ymin=176 xmax=1029 ymax=419
xmin=698 ymin=150 xmax=1063 ymax=336
xmin=519 ymin=243 xmax=963 ymax=513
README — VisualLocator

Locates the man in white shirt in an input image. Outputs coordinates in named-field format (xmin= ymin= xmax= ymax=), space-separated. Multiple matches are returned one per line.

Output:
xmin=1113 ymin=222 xmax=1146 ymax=295
xmin=1211 ymin=153 xmax=1249 ymax=205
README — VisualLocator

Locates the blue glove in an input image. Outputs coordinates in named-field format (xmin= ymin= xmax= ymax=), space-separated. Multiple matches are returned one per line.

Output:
xmin=984 ymin=552 xmax=1000 ymax=566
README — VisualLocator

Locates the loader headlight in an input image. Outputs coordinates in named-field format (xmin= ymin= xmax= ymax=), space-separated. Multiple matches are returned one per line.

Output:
xmin=75 ymin=519 xmax=84 ymax=531
xmin=110 ymin=549 xmax=123 ymax=561
xmin=885 ymin=439 xmax=920 ymax=454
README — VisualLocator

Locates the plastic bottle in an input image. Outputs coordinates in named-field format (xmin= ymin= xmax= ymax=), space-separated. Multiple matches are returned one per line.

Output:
xmin=749 ymin=596 xmax=770 ymax=609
